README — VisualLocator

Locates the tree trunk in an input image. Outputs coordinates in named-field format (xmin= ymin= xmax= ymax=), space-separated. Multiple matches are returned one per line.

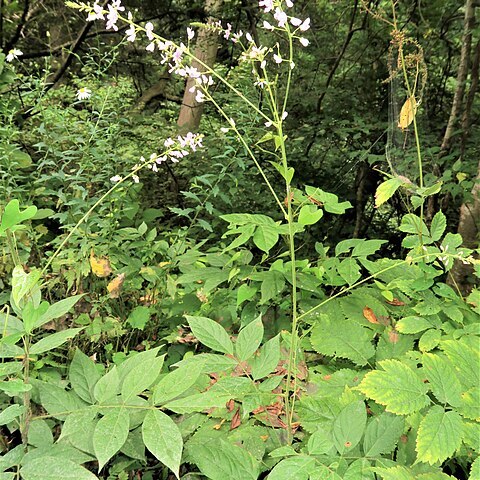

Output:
xmin=440 ymin=0 xmax=475 ymax=153
xmin=177 ymin=0 xmax=223 ymax=133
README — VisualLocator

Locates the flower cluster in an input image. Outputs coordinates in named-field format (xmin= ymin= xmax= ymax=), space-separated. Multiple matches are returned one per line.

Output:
xmin=110 ymin=133 xmax=204 ymax=183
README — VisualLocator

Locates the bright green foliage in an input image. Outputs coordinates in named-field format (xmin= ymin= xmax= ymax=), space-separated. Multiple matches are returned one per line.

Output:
xmin=357 ymin=360 xmax=430 ymax=414
xmin=19 ymin=457 xmax=98 ymax=480
xmin=236 ymin=316 xmax=264 ymax=361
xmin=422 ymin=353 xmax=462 ymax=406
xmin=267 ymin=455 xmax=316 ymax=480
xmin=416 ymin=406 xmax=463 ymax=465
xmin=363 ymin=413 xmax=405 ymax=457
xmin=186 ymin=315 xmax=234 ymax=355
xmin=333 ymin=400 xmax=367 ymax=453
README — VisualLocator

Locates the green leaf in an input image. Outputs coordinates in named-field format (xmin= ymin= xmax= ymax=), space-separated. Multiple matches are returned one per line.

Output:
xmin=430 ymin=211 xmax=446 ymax=241
xmin=236 ymin=316 xmax=263 ymax=361
xmin=186 ymin=316 xmax=233 ymax=355
xmin=311 ymin=314 xmax=375 ymax=366
xmin=164 ymin=391 xmax=232 ymax=414
xmin=470 ymin=457 xmax=480 ymax=480
xmin=253 ymin=225 xmax=279 ymax=252
xmin=422 ymin=353 xmax=462 ymax=407
xmin=363 ymin=412 xmax=404 ymax=457
xmin=298 ymin=205 xmax=323 ymax=226
xmin=418 ymin=329 xmax=441 ymax=352
xmin=58 ymin=408 xmax=97 ymax=455
xmin=352 ymin=240 xmax=388 ymax=257
xmin=0 ymin=404 xmax=25 ymax=425
xmin=333 ymin=400 xmax=367 ymax=454
xmin=357 ymin=359 xmax=429 ymax=415
xmin=441 ymin=339 xmax=479 ymax=389
xmin=11 ymin=150 xmax=32 ymax=168
xmin=94 ymin=366 xmax=120 ymax=403
xmin=38 ymin=382 xmax=87 ymax=420
xmin=416 ymin=406 xmax=463 ymax=465
xmin=142 ymin=409 xmax=183 ymax=479
xmin=236 ymin=284 xmax=257 ymax=307
xmin=374 ymin=466 xmax=415 ymax=480
xmin=20 ymin=457 xmax=98 ymax=480
xmin=396 ymin=316 xmax=435 ymax=334
xmin=36 ymin=295 xmax=84 ymax=329
xmin=399 ymin=214 xmax=429 ymax=236
xmin=27 ymin=419 xmax=53 ymax=447
xmin=154 ymin=358 xmax=205 ymax=405
xmin=251 ymin=334 xmax=280 ymax=380
xmin=29 ymin=328 xmax=83 ymax=355
xmin=337 ymin=257 xmax=361 ymax=285
xmin=260 ymin=270 xmax=285 ymax=304
xmin=458 ymin=387 xmax=480 ymax=420
xmin=307 ymin=429 xmax=334 ymax=455
xmin=69 ymin=349 xmax=101 ymax=404
xmin=375 ymin=177 xmax=405 ymax=208
xmin=126 ymin=306 xmax=151 ymax=330
xmin=93 ymin=407 xmax=129 ymax=471
xmin=0 ymin=199 xmax=37 ymax=234
xmin=268 ymin=455 xmax=316 ymax=480
xmin=121 ymin=354 xmax=164 ymax=402
xmin=187 ymin=438 xmax=259 ymax=480
xmin=11 ymin=266 xmax=41 ymax=307
xmin=344 ymin=459 xmax=374 ymax=480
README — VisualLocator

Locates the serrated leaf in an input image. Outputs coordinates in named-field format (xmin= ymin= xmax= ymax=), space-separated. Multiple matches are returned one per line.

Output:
xmin=93 ymin=407 xmax=129 ymax=471
xmin=470 ymin=457 xmax=480 ymax=480
xmin=441 ymin=339 xmax=479 ymax=389
xmin=422 ymin=353 xmax=462 ymax=407
xmin=251 ymin=334 xmax=280 ymax=380
xmin=375 ymin=178 xmax=405 ymax=208
xmin=396 ymin=316 xmax=435 ymax=334
xmin=29 ymin=328 xmax=83 ymax=355
xmin=344 ymin=459 xmax=374 ymax=480
xmin=337 ymin=257 xmax=361 ymax=285
xmin=236 ymin=316 xmax=263 ymax=361
xmin=363 ymin=412 xmax=404 ymax=457
xmin=374 ymin=466 xmax=415 ymax=480
xmin=459 ymin=387 xmax=480 ymax=420
xmin=187 ymin=316 xmax=233 ymax=354
xmin=333 ymin=400 xmax=367 ymax=454
xmin=430 ymin=211 xmax=446 ymax=241
xmin=142 ymin=409 xmax=183 ymax=479
xmin=153 ymin=358 xmax=204 ymax=405
xmin=419 ymin=329 xmax=441 ymax=352
xmin=19 ymin=457 xmax=98 ymax=480
xmin=416 ymin=406 xmax=463 ymax=465
xmin=357 ymin=359 xmax=429 ymax=415
xmin=69 ymin=349 xmax=101 ymax=404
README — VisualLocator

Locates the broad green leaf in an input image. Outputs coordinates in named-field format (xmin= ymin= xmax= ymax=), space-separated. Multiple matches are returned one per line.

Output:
xmin=93 ymin=407 xmax=129 ymax=471
xmin=333 ymin=400 xmax=367 ymax=454
xmin=298 ymin=205 xmax=323 ymax=226
xmin=352 ymin=240 xmax=388 ymax=257
xmin=121 ymin=354 xmax=164 ymax=402
xmin=396 ymin=316 xmax=435 ymax=334
xmin=0 ymin=362 xmax=23 ymax=377
xmin=29 ymin=328 xmax=83 ymax=355
xmin=253 ymin=225 xmax=279 ymax=252
xmin=458 ymin=387 xmax=480 ymax=420
xmin=236 ymin=316 xmax=263 ymax=361
xmin=187 ymin=438 xmax=259 ymax=480
xmin=142 ymin=409 xmax=183 ymax=479
xmin=186 ymin=316 xmax=233 ymax=354
xmin=0 ymin=404 xmax=25 ymax=425
xmin=375 ymin=177 xmax=405 ymax=208
xmin=251 ymin=334 xmax=280 ymax=380
xmin=94 ymin=366 xmax=120 ymax=403
xmin=418 ymin=329 xmax=441 ymax=352
xmin=220 ymin=213 xmax=276 ymax=227
xmin=374 ymin=466 xmax=415 ymax=480
xmin=69 ymin=349 xmax=101 ymax=404
xmin=22 ymin=444 xmax=93 ymax=467
xmin=416 ymin=406 xmax=463 ymax=465
xmin=153 ymin=357 xmax=204 ymax=405
xmin=344 ymin=459 xmax=374 ymax=480
xmin=311 ymin=314 xmax=375 ymax=366
xmin=36 ymin=295 xmax=84 ymax=329
xmin=11 ymin=266 xmax=41 ymax=306
xmin=22 ymin=300 xmax=49 ymax=335
xmin=260 ymin=270 xmax=285 ymax=304
xmin=164 ymin=391 xmax=232 ymax=414
xmin=308 ymin=429 xmax=335 ymax=455
xmin=0 ymin=444 xmax=24 ymax=472
xmin=126 ymin=305 xmax=150 ymax=330
xmin=58 ymin=408 xmax=97 ymax=455
xmin=309 ymin=465 xmax=343 ymax=480
xmin=268 ymin=455 xmax=316 ymax=480
xmin=337 ymin=257 xmax=361 ymax=285
xmin=430 ymin=211 xmax=446 ymax=241
xmin=0 ymin=199 xmax=37 ymax=234
xmin=117 ymin=347 xmax=162 ymax=387
xmin=470 ymin=457 xmax=480 ymax=480
xmin=441 ymin=339 xmax=479 ymax=389
xmin=121 ymin=426 xmax=146 ymax=461
xmin=357 ymin=359 xmax=429 ymax=415
xmin=38 ymin=382 xmax=87 ymax=420
xmin=20 ymin=457 xmax=98 ymax=480
xmin=236 ymin=284 xmax=257 ymax=307
xmin=363 ymin=412 xmax=404 ymax=457
xmin=422 ymin=353 xmax=462 ymax=407
xmin=399 ymin=214 xmax=429 ymax=236
xmin=27 ymin=419 xmax=53 ymax=447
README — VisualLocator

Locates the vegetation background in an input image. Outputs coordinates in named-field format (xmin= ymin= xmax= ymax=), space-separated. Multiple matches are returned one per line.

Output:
xmin=0 ymin=0 xmax=479 ymax=479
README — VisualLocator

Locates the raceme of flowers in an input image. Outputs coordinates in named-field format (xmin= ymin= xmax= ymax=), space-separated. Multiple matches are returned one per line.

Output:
xmin=110 ymin=133 xmax=204 ymax=184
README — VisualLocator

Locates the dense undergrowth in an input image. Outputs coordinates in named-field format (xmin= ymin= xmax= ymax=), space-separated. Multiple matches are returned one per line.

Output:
xmin=0 ymin=0 xmax=479 ymax=479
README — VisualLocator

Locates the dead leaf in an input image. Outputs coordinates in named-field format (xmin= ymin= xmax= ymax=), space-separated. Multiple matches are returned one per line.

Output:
xmin=226 ymin=399 xmax=235 ymax=412
xmin=388 ymin=329 xmax=399 ymax=344
xmin=398 ymin=95 xmax=417 ymax=130
xmin=90 ymin=250 xmax=112 ymax=278
xmin=386 ymin=298 xmax=406 ymax=306
xmin=107 ymin=273 xmax=126 ymax=298
xmin=363 ymin=306 xmax=379 ymax=324
xmin=230 ymin=408 xmax=241 ymax=430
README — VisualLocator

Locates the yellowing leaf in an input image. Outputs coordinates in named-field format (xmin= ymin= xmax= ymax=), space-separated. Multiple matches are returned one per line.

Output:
xmin=363 ymin=306 xmax=379 ymax=324
xmin=89 ymin=250 xmax=112 ymax=278
xmin=398 ymin=96 xmax=417 ymax=130
xmin=107 ymin=273 xmax=126 ymax=298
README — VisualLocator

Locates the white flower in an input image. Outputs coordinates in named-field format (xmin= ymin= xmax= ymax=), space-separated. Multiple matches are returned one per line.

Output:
xmin=195 ymin=90 xmax=206 ymax=103
xmin=299 ymin=18 xmax=311 ymax=31
xmin=145 ymin=22 xmax=154 ymax=40
xmin=146 ymin=42 xmax=155 ymax=52
xmin=299 ymin=37 xmax=309 ymax=47
xmin=6 ymin=49 xmax=23 ymax=62
xmin=126 ymin=25 xmax=136 ymax=42
xmin=263 ymin=21 xmax=274 ymax=31
xmin=285 ymin=0 xmax=294 ymax=7
xmin=220 ymin=127 xmax=229 ymax=133
xmin=110 ymin=175 xmax=122 ymax=182
xmin=259 ymin=0 xmax=274 ymax=12
xmin=132 ymin=174 xmax=140 ymax=183
xmin=290 ymin=61 xmax=295 ymax=69
xmin=187 ymin=27 xmax=195 ymax=40
xmin=273 ymin=54 xmax=282 ymax=64
xmin=290 ymin=17 xmax=302 ymax=26
xmin=281 ymin=111 xmax=288 ymax=120
xmin=246 ymin=32 xmax=253 ymax=43
xmin=274 ymin=8 xmax=288 ymax=28
xmin=76 ymin=87 xmax=92 ymax=100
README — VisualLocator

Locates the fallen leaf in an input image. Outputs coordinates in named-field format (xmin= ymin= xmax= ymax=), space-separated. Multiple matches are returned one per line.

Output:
xmin=107 ymin=273 xmax=126 ymax=298
xmin=386 ymin=298 xmax=406 ymax=306
xmin=90 ymin=250 xmax=112 ymax=277
xmin=363 ymin=306 xmax=379 ymax=324
xmin=226 ymin=399 xmax=235 ymax=412
xmin=230 ymin=408 xmax=241 ymax=430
